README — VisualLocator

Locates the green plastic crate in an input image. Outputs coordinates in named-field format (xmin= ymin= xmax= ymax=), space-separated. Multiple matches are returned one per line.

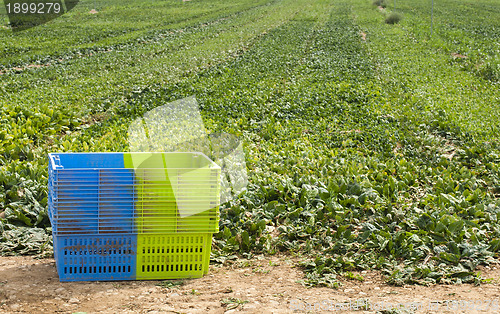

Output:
xmin=124 ymin=152 xmax=221 ymax=234
xmin=136 ymin=233 xmax=212 ymax=280
xmin=128 ymin=153 xmax=220 ymax=280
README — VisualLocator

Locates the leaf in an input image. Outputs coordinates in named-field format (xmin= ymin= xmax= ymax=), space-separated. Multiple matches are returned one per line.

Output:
xmin=489 ymin=239 xmax=500 ymax=252
xmin=439 ymin=252 xmax=460 ymax=264
xmin=448 ymin=220 xmax=464 ymax=234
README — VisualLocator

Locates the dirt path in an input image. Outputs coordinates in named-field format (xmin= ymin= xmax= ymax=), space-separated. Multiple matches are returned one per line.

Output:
xmin=0 ymin=255 xmax=499 ymax=313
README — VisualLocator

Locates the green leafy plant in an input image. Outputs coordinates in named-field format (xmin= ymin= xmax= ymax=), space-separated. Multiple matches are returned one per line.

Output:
xmin=373 ymin=0 xmax=386 ymax=8
xmin=156 ymin=280 xmax=184 ymax=289
xmin=221 ymin=297 xmax=249 ymax=310
xmin=385 ymin=12 xmax=402 ymax=24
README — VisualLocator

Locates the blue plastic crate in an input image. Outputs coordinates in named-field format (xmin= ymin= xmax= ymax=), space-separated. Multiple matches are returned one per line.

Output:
xmin=53 ymin=234 xmax=137 ymax=281
xmin=49 ymin=153 xmax=137 ymax=281
xmin=49 ymin=153 xmax=135 ymax=235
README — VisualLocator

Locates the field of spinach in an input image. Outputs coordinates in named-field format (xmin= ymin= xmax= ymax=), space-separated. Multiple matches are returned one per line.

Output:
xmin=0 ymin=0 xmax=499 ymax=288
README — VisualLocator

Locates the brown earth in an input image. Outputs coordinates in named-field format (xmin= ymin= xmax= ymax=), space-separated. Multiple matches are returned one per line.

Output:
xmin=0 ymin=64 xmax=52 ymax=75
xmin=0 ymin=255 xmax=500 ymax=313
xmin=451 ymin=53 xmax=468 ymax=59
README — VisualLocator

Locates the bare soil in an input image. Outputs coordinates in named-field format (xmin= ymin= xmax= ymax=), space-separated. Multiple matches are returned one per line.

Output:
xmin=451 ymin=53 xmax=468 ymax=59
xmin=1 ymin=255 xmax=499 ymax=313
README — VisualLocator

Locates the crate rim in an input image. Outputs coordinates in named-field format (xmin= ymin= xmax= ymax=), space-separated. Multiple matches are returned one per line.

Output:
xmin=49 ymin=152 xmax=221 ymax=170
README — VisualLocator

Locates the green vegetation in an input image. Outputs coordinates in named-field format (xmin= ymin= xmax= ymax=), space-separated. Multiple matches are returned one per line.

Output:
xmin=0 ymin=0 xmax=499 ymax=287
xmin=391 ymin=0 xmax=500 ymax=82
xmin=221 ymin=297 xmax=249 ymax=310
xmin=385 ymin=12 xmax=402 ymax=24
xmin=373 ymin=0 xmax=386 ymax=8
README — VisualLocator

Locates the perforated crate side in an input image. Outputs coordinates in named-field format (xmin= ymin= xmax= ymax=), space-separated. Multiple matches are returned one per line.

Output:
xmin=53 ymin=234 xmax=137 ymax=282
xmin=136 ymin=233 xmax=212 ymax=280
xmin=48 ymin=153 xmax=136 ymax=236
xmin=131 ymin=159 xmax=221 ymax=235
xmin=50 ymin=169 xmax=136 ymax=235
xmin=48 ymin=161 xmax=57 ymax=229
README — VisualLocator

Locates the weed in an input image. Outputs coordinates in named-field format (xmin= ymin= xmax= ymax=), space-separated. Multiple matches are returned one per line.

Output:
xmin=156 ymin=280 xmax=184 ymax=289
xmin=385 ymin=12 xmax=402 ymax=24
xmin=373 ymin=0 xmax=386 ymax=8
xmin=252 ymin=267 xmax=270 ymax=274
xmin=221 ymin=297 xmax=249 ymax=310
xmin=190 ymin=289 xmax=200 ymax=295
xmin=343 ymin=271 xmax=364 ymax=282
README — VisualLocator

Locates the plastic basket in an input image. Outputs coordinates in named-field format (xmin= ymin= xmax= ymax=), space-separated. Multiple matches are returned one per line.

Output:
xmin=48 ymin=152 xmax=221 ymax=281
xmin=136 ymin=233 xmax=212 ymax=280
xmin=53 ymin=234 xmax=136 ymax=281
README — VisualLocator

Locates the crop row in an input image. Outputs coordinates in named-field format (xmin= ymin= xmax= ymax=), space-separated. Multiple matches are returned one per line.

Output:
xmin=0 ymin=0 xmax=314 ymax=253
xmin=381 ymin=0 xmax=499 ymax=82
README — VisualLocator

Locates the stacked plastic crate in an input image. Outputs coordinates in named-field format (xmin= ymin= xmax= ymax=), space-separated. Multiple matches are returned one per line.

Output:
xmin=48 ymin=152 xmax=221 ymax=281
